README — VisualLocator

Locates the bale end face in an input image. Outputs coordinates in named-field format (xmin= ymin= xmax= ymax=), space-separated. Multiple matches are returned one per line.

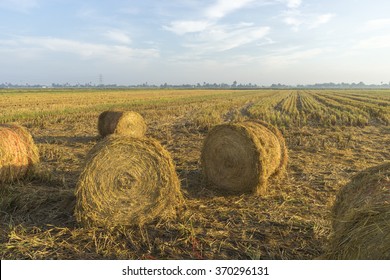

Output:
xmin=75 ymin=135 xmax=183 ymax=227
xmin=201 ymin=120 xmax=287 ymax=195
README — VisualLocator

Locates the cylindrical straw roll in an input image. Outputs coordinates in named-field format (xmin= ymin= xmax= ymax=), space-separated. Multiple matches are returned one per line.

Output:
xmin=327 ymin=162 xmax=390 ymax=259
xmin=0 ymin=123 xmax=39 ymax=183
xmin=98 ymin=110 xmax=147 ymax=138
xmin=201 ymin=120 xmax=287 ymax=195
xmin=75 ymin=135 xmax=183 ymax=227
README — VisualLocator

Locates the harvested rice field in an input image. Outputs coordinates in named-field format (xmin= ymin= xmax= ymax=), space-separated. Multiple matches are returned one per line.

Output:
xmin=0 ymin=88 xmax=389 ymax=259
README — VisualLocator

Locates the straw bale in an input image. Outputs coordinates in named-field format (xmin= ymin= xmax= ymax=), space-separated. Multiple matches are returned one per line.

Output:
xmin=75 ymin=135 xmax=183 ymax=227
xmin=98 ymin=110 xmax=146 ymax=138
xmin=0 ymin=123 xmax=39 ymax=183
xmin=328 ymin=162 xmax=390 ymax=259
xmin=201 ymin=120 xmax=288 ymax=195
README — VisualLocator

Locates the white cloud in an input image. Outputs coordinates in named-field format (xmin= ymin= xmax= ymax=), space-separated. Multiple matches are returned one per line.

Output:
xmin=163 ymin=0 xmax=268 ymax=54
xmin=285 ymin=0 xmax=302 ymax=9
xmin=3 ymin=36 xmax=159 ymax=61
xmin=280 ymin=0 xmax=334 ymax=31
xmin=185 ymin=25 xmax=270 ymax=52
xmin=0 ymin=39 xmax=19 ymax=47
xmin=163 ymin=20 xmax=210 ymax=35
xmin=364 ymin=18 xmax=390 ymax=31
xmin=309 ymin=13 xmax=335 ymax=29
xmin=281 ymin=7 xmax=302 ymax=31
xmin=163 ymin=0 xmax=267 ymax=53
xmin=0 ymin=0 xmax=38 ymax=13
xmin=282 ymin=11 xmax=334 ymax=31
xmin=354 ymin=35 xmax=390 ymax=50
xmin=104 ymin=30 xmax=132 ymax=44
xmin=284 ymin=16 xmax=303 ymax=31
xmin=205 ymin=0 xmax=255 ymax=19
xmin=264 ymin=47 xmax=325 ymax=67
xmin=118 ymin=7 xmax=140 ymax=15
xmin=164 ymin=0 xmax=257 ymax=35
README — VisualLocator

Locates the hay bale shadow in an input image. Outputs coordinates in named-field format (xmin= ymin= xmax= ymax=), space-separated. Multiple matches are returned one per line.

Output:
xmin=34 ymin=135 xmax=99 ymax=145
xmin=0 ymin=183 xmax=76 ymax=228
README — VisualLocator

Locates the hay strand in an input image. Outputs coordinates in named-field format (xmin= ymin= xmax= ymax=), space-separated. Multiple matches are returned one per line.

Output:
xmin=98 ymin=110 xmax=147 ymax=138
xmin=0 ymin=123 xmax=39 ymax=183
xmin=75 ymin=135 xmax=183 ymax=227
xmin=0 ymin=184 xmax=75 ymax=225
xmin=327 ymin=162 xmax=390 ymax=259
xmin=201 ymin=120 xmax=288 ymax=195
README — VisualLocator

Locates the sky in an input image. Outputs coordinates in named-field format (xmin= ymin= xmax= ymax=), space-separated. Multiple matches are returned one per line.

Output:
xmin=1 ymin=0 xmax=390 ymax=86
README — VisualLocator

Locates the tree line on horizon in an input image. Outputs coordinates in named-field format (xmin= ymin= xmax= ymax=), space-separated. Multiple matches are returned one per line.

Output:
xmin=1 ymin=81 xmax=390 ymax=89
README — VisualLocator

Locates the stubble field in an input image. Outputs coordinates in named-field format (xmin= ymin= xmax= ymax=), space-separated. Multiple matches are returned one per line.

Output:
xmin=0 ymin=88 xmax=389 ymax=259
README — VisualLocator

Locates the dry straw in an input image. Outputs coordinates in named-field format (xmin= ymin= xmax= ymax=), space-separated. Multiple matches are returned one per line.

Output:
xmin=201 ymin=120 xmax=288 ymax=195
xmin=0 ymin=123 xmax=39 ymax=183
xmin=98 ymin=110 xmax=147 ymax=138
xmin=75 ymin=135 xmax=183 ymax=227
xmin=327 ymin=162 xmax=390 ymax=259
xmin=0 ymin=184 xmax=75 ymax=225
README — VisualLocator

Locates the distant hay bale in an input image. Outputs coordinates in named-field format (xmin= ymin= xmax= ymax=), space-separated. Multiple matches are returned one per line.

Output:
xmin=201 ymin=120 xmax=288 ymax=195
xmin=0 ymin=123 xmax=39 ymax=183
xmin=98 ymin=110 xmax=147 ymax=138
xmin=328 ymin=162 xmax=390 ymax=259
xmin=75 ymin=135 xmax=183 ymax=227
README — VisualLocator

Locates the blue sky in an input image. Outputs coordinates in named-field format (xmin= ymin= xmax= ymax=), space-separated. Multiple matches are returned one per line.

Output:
xmin=1 ymin=0 xmax=390 ymax=85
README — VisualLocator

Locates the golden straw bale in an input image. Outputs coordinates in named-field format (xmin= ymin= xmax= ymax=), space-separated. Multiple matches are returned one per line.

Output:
xmin=0 ymin=123 xmax=39 ymax=183
xmin=75 ymin=135 xmax=183 ymax=227
xmin=327 ymin=162 xmax=390 ymax=259
xmin=98 ymin=110 xmax=147 ymax=138
xmin=201 ymin=120 xmax=288 ymax=195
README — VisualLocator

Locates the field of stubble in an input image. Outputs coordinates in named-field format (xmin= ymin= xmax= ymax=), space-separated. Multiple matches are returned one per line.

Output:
xmin=0 ymin=88 xmax=389 ymax=259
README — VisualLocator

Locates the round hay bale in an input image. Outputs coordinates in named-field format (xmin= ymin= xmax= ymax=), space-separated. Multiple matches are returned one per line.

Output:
xmin=201 ymin=120 xmax=288 ymax=195
xmin=0 ymin=123 xmax=39 ymax=183
xmin=328 ymin=162 xmax=390 ymax=259
xmin=97 ymin=110 xmax=147 ymax=138
xmin=75 ymin=135 xmax=183 ymax=227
